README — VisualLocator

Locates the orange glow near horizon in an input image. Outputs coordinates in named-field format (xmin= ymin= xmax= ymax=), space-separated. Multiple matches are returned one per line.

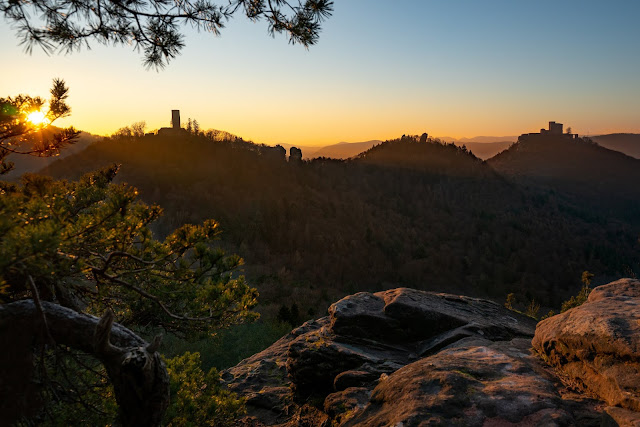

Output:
xmin=54 ymin=107 xmax=640 ymax=148
xmin=2 ymin=1 xmax=640 ymax=148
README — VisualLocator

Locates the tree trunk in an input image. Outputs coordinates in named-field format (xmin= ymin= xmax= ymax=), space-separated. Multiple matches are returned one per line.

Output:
xmin=0 ymin=300 xmax=170 ymax=426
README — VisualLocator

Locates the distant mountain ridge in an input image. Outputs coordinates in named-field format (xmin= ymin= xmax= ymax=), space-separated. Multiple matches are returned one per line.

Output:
xmin=273 ymin=133 xmax=640 ymax=162
xmin=280 ymin=137 xmax=516 ymax=161
xmin=3 ymin=131 xmax=100 ymax=181
xmin=453 ymin=141 xmax=514 ymax=160
xmin=454 ymin=135 xmax=518 ymax=143
xmin=590 ymin=133 xmax=640 ymax=159
xmin=308 ymin=140 xmax=382 ymax=159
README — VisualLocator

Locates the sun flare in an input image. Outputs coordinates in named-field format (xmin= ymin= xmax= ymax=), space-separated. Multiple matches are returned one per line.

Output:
xmin=27 ymin=111 xmax=50 ymax=126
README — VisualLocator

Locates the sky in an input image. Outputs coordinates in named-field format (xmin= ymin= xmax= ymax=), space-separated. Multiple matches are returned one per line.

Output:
xmin=1 ymin=0 xmax=639 ymax=146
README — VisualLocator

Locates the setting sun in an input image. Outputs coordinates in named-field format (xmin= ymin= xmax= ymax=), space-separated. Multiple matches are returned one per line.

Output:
xmin=27 ymin=111 xmax=49 ymax=126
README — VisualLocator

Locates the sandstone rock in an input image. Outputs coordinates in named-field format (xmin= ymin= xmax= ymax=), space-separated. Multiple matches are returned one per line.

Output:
xmin=605 ymin=406 xmax=640 ymax=426
xmin=328 ymin=288 xmax=536 ymax=345
xmin=287 ymin=288 xmax=537 ymax=401
xmin=343 ymin=338 xmax=578 ymax=426
xmin=224 ymin=286 xmax=621 ymax=425
xmin=533 ymin=278 xmax=640 ymax=413
xmin=222 ymin=318 xmax=326 ymax=425
xmin=286 ymin=325 xmax=409 ymax=399
xmin=323 ymin=387 xmax=370 ymax=425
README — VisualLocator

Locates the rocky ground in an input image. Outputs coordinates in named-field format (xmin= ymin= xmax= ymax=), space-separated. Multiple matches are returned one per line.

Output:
xmin=223 ymin=279 xmax=640 ymax=426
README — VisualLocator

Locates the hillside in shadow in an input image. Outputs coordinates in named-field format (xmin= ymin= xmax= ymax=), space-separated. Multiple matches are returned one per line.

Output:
xmin=488 ymin=134 xmax=640 ymax=225
xmin=38 ymin=133 xmax=640 ymax=318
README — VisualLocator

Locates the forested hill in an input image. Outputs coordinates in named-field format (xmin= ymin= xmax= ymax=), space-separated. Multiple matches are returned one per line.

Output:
xmin=37 ymin=133 xmax=639 ymax=318
xmin=356 ymin=137 xmax=489 ymax=176
xmin=488 ymin=134 xmax=640 ymax=225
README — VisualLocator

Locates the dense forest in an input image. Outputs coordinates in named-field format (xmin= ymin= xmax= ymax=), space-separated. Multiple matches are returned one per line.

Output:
xmin=38 ymin=132 xmax=640 ymax=322
xmin=489 ymin=133 xmax=640 ymax=225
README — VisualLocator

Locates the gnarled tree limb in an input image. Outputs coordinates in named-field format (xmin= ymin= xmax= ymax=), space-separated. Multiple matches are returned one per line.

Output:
xmin=0 ymin=300 xmax=169 ymax=426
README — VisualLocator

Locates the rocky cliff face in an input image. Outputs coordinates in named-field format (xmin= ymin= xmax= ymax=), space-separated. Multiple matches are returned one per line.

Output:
xmin=533 ymin=278 xmax=640 ymax=426
xmin=223 ymin=281 xmax=640 ymax=426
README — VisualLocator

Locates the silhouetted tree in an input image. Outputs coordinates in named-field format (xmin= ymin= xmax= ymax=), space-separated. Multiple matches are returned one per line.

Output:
xmin=505 ymin=293 xmax=516 ymax=310
xmin=113 ymin=126 xmax=133 ymax=139
xmin=276 ymin=303 xmax=301 ymax=327
xmin=277 ymin=305 xmax=292 ymax=325
xmin=290 ymin=303 xmax=300 ymax=325
xmin=2 ymin=0 xmax=334 ymax=67
xmin=131 ymin=121 xmax=147 ymax=137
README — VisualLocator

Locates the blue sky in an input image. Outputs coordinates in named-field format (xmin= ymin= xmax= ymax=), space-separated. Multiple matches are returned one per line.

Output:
xmin=1 ymin=0 xmax=639 ymax=145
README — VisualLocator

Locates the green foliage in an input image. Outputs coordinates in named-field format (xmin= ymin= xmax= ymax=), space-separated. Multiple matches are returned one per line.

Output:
xmin=164 ymin=352 xmax=245 ymax=427
xmin=0 ymin=165 xmax=258 ymax=336
xmin=160 ymin=321 xmax=292 ymax=371
xmin=525 ymin=299 xmax=540 ymax=319
xmin=581 ymin=270 xmax=594 ymax=286
xmin=541 ymin=309 xmax=555 ymax=320
xmin=504 ymin=293 xmax=516 ymax=310
xmin=2 ymin=85 xmax=261 ymax=425
xmin=3 ymin=0 xmax=334 ymax=67
xmin=39 ymin=349 xmax=249 ymax=426
xmin=1 ymin=165 xmax=259 ymax=423
xmin=559 ymin=271 xmax=594 ymax=313
xmin=0 ymin=278 xmax=8 ymax=302
xmin=276 ymin=303 xmax=301 ymax=327
xmin=0 ymin=79 xmax=79 ymax=175
xmin=560 ymin=285 xmax=591 ymax=313
xmin=38 ymin=351 xmax=118 ymax=427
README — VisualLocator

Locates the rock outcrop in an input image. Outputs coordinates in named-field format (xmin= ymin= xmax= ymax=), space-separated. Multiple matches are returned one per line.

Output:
xmin=533 ymin=278 xmax=640 ymax=425
xmin=289 ymin=147 xmax=302 ymax=163
xmin=223 ymin=285 xmax=633 ymax=425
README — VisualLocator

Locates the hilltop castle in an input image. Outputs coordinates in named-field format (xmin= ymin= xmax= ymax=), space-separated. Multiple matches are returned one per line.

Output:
xmin=519 ymin=121 xmax=577 ymax=141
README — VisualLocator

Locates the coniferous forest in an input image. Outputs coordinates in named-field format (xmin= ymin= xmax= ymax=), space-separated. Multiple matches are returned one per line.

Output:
xmin=39 ymin=132 xmax=640 ymax=323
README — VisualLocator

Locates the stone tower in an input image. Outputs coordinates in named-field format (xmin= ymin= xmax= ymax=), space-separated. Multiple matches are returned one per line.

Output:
xmin=172 ymin=110 xmax=181 ymax=129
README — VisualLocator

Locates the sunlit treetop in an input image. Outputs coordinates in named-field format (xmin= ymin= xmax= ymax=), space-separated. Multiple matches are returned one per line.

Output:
xmin=1 ymin=0 xmax=334 ymax=68
xmin=0 ymin=79 xmax=80 ymax=174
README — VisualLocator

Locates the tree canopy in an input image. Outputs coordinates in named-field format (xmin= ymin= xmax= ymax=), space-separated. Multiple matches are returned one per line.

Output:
xmin=0 ymin=165 xmax=258 ymax=334
xmin=1 ymin=0 xmax=334 ymax=67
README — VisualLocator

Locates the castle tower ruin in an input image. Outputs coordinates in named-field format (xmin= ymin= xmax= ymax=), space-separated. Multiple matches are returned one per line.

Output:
xmin=172 ymin=110 xmax=181 ymax=129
